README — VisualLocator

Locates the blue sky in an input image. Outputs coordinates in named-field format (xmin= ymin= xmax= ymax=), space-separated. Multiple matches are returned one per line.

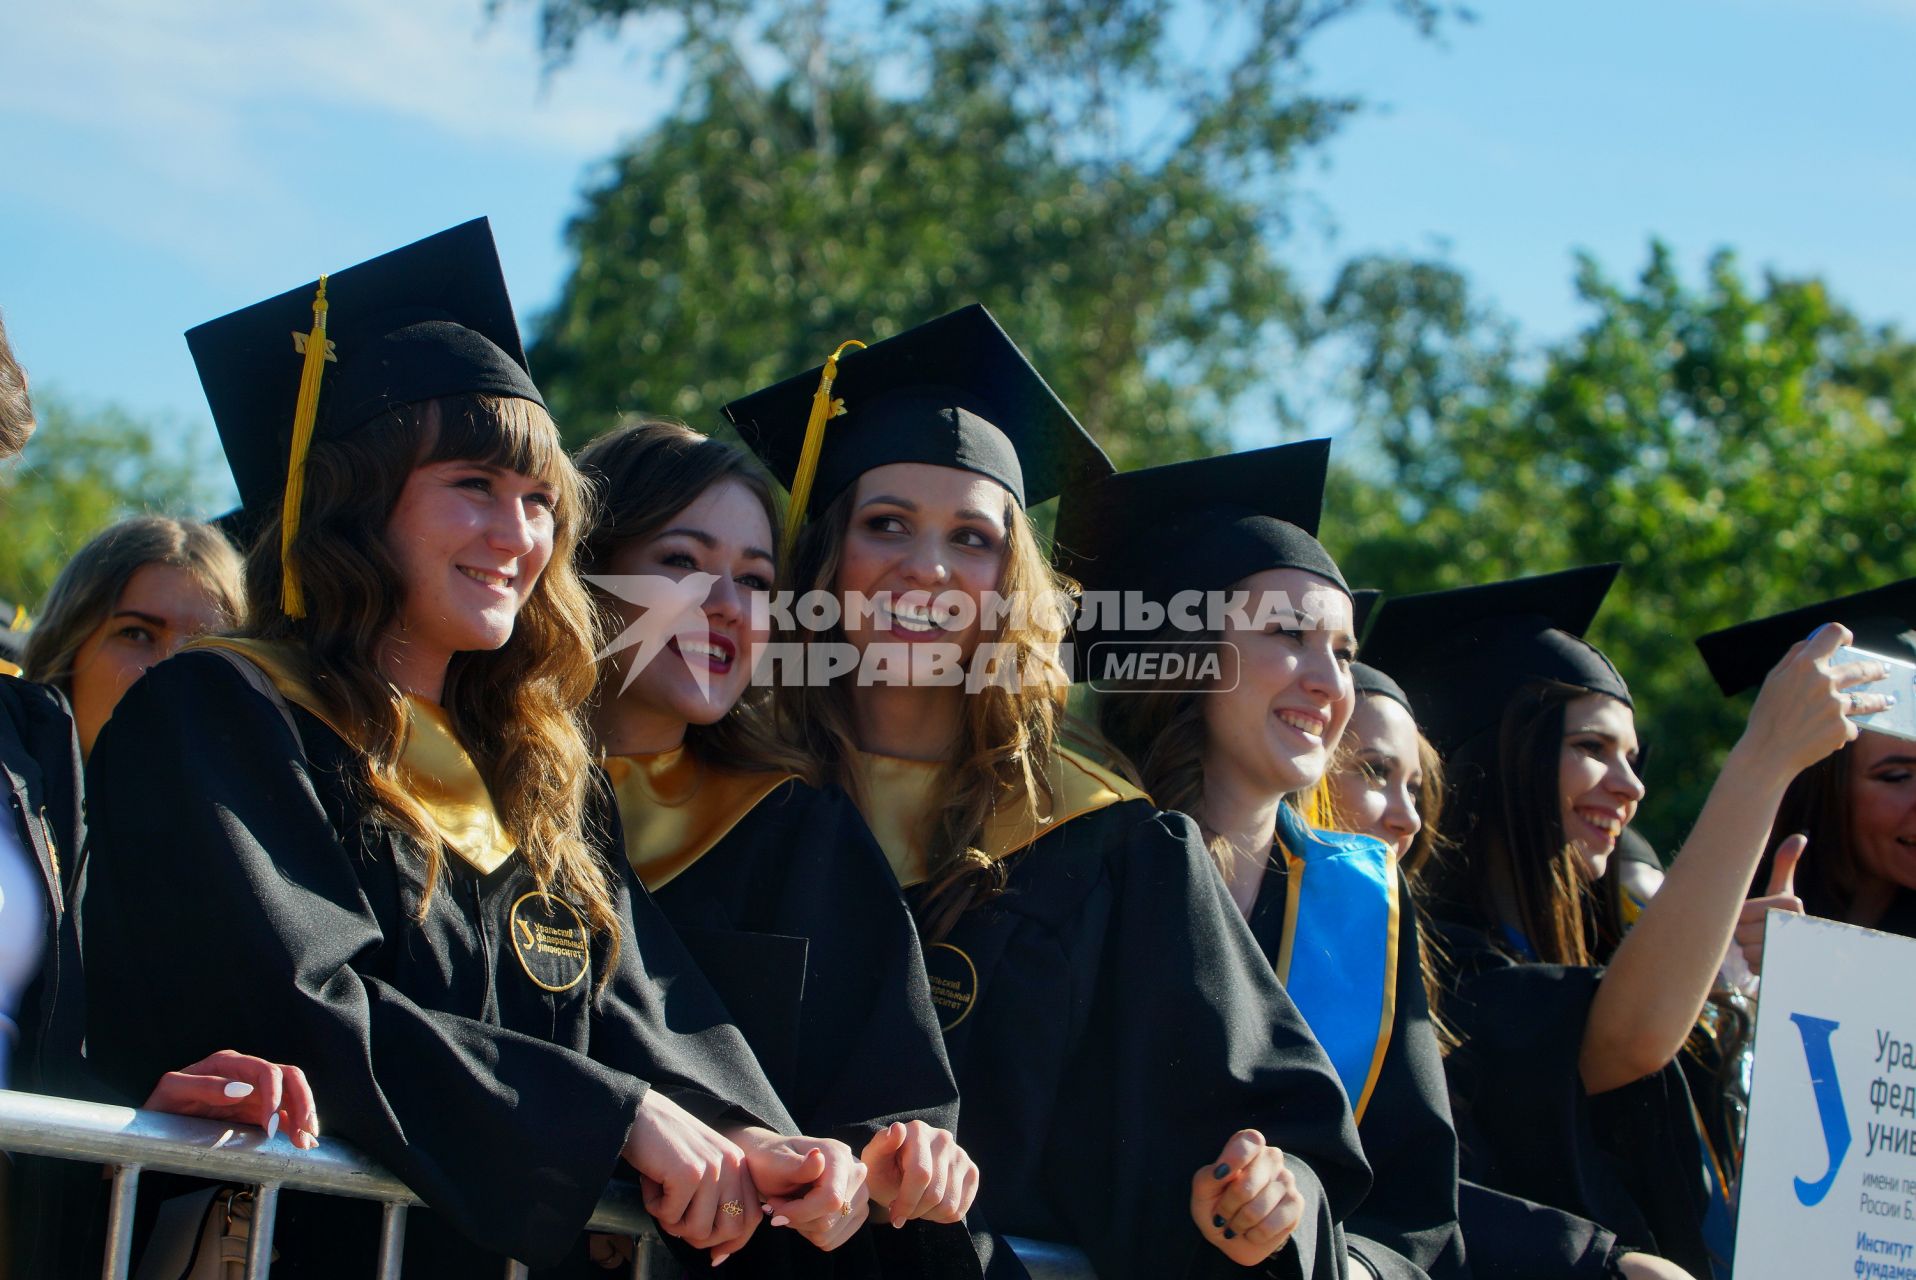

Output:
xmin=3 ymin=0 xmax=1913 ymax=508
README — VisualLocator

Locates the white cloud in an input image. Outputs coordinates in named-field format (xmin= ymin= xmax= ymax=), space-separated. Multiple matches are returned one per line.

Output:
xmin=0 ymin=0 xmax=676 ymax=273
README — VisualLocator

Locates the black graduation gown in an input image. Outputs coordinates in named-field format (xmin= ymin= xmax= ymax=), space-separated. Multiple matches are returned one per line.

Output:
xmin=624 ymin=762 xmax=985 ymax=1276
xmin=80 ymin=651 xmax=797 ymax=1277
xmin=1434 ymin=918 xmax=1713 ymax=1278
xmin=0 ymin=674 xmax=102 ymax=1276
xmin=902 ymin=793 xmax=1372 ymax=1280
xmin=1244 ymin=857 xmax=1461 ymax=1280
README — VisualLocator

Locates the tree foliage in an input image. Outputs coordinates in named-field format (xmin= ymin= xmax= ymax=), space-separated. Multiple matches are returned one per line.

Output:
xmin=0 ymin=394 xmax=218 ymax=609
xmin=517 ymin=0 xmax=1462 ymax=461
xmin=1326 ymin=243 xmax=1916 ymax=841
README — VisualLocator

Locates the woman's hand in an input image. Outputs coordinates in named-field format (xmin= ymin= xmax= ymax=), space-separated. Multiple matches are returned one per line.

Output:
xmin=624 ymin=1091 xmax=759 ymax=1263
xmin=1736 ymin=833 xmax=1807 ymax=975
xmin=1738 ymin=624 xmax=1890 ymax=781
xmin=860 ymin=1120 xmax=979 ymax=1226
xmin=1189 ymin=1129 xmax=1305 ymax=1266
xmin=1617 ymin=1252 xmax=1698 ymax=1280
xmin=731 ymin=1127 xmax=869 ymax=1252
xmin=143 ymin=1050 xmax=319 ymax=1151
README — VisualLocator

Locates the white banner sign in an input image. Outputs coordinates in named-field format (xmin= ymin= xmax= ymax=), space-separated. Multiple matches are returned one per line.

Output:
xmin=1736 ymin=910 xmax=1916 ymax=1280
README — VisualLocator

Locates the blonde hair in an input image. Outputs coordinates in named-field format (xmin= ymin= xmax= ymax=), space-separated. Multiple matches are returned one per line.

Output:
xmin=775 ymin=479 xmax=1071 ymax=940
xmin=241 ymin=394 xmax=622 ymax=975
xmin=24 ymin=515 xmax=245 ymax=691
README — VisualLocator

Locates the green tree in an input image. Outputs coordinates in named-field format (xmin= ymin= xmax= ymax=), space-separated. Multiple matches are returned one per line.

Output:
xmin=515 ymin=0 xmax=1460 ymax=464
xmin=0 ymin=393 xmax=219 ymax=609
xmin=1325 ymin=243 xmax=1916 ymax=840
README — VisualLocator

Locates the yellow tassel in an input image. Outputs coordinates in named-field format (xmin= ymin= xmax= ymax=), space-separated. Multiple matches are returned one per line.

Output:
xmin=280 ymin=276 xmax=331 ymax=617
xmin=781 ymin=338 xmax=866 ymax=558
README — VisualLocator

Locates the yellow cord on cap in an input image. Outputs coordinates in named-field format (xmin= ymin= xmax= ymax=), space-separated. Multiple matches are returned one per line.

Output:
xmin=279 ymin=275 xmax=330 ymax=617
xmin=781 ymin=338 xmax=866 ymax=558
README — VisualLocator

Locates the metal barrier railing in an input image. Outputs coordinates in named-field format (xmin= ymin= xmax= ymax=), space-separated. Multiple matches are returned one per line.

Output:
xmin=0 ymin=1089 xmax=1095 ymax=1279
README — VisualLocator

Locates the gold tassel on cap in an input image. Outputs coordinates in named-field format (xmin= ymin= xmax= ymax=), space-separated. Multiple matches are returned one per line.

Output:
xmin=782 ymin=338 xmax=866 ymax=558
xmin=280 ymin=275 xmax=331 ymax=617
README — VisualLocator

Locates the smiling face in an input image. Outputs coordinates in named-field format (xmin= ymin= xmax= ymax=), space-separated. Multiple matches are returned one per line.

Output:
xmin=831 ymin=463 xmax=1012 ymax=666
xmin=69 ymin=562 xmax=232 ymax=755
xmin=1327 ymin=692 xmax=1425 ymax=860
xmin=1848 ymin=730 xmax=1916 ymax=896
xmin=601 ymin=477 xmax=775 ymax=739
xmin=1199 ymin=568 xmax=1356 ymax=803
xmin=1557 ymin=691 xmax=1645 ymax=881
xmin=381 ymin=459 xmax=557 ymax=690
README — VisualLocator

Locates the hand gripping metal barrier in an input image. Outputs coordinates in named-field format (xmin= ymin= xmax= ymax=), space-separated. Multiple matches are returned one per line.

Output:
xmin=0 ymin=1089 xmax=1094 ymax=1279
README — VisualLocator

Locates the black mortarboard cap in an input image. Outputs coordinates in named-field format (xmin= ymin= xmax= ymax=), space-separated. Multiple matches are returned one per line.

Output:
xmin=1695 ymin=578 xmax=1916 ymax=697
xmin=723 ymin=304 xmax=1110 ymax=513
xmin=1350 ymin=662 xmax=1411 ymax=714
xmin=1351 ymin=589 xmax=1382 ymax=641
xmin=1055 ymin=439 xmax=1348 ymax=611
xmin=187 ymin=218 xmax=543 ymax=516
xmin=1360 ymin=564 xmax=1631 ymax=752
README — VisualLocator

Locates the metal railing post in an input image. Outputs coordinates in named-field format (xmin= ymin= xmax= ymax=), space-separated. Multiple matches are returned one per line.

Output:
xmin=243 ymin=1181 xmax=280 ymax=1279
xmin=376 ymin=1200 xmax=408 ymax=1279
xmin=99 ymin=1161 xmax=141 ymax=1280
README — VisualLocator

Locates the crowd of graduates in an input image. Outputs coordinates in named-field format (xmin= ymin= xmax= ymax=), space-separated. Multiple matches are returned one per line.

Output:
xmin=1 ymin=218 xmax=1910 ymax=1280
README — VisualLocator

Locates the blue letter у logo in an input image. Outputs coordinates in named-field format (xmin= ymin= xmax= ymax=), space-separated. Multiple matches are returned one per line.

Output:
xmin=1789 ymin=1013 xmax=1851 ymax=1207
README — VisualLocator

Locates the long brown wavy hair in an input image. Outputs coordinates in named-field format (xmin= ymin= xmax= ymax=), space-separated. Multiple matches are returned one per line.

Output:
xmin=1425 ymin=679 xmax=1625 ymax=968
xmin=1756 ymin=744 xmax=1858 ymax=921
xmin=24 ymin=514 xmax=246 ymax=692
xmin=1092 ymin=620 xmax=1237 ymax=869
xmin=774 ymin=480 xmax=1072 ymax=941
xmin=574 ymin=418 xmax=814 ymax=782
xmin=242 ymin=394 xmax=621 ymax=968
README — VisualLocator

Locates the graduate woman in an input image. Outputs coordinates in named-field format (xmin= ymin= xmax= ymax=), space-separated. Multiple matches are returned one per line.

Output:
xmin=574 ymin=419 xmax=983 ymax=1271
xmin=81 ymin=222 xmax=866 ymax=1276
xmin=1697 ymin=578 xmax=1916 ymax=953
xmin=726 ymin=307 xmax=1370 ymax=1280
xmin=1065 ymin=441 xmax=1458 ymax=1280
xmin=1324 ymin=638 xmax=1701 ymax=1280
xmin=1360 ymin=567 xmax=1886 ymax=1280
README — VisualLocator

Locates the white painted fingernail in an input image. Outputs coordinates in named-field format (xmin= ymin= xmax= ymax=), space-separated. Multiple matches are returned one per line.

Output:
xmin=223 ymin=1081 xmax=254 ymax=1098
xmin=265 ymin=1113 xmax=279 ymax=1141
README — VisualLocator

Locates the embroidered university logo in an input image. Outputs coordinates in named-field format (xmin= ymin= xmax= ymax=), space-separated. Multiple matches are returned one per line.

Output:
xmin=509 ymin=892 xmax=591 ymax=993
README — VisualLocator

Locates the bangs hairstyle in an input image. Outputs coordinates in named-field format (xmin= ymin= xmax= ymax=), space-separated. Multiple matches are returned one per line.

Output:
xmin=242 ymin=393 xmax=621 ymax=971
xmin=775 ymin=480 xmax=1071 ymax=942
xmin=1426 ymin=679 xmax=1625 ymax=968
xmin=23 ymin=514 xmax=246 ymax=692
xmin=574 ymin=418 xmax=812 ymax=781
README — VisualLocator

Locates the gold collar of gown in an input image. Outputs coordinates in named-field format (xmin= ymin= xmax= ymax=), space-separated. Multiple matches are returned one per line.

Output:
xmin=847 ymin=746 xmax=1148 ymax=889
xmin=190 ymin=637 xmax=518 ymax=875
xmin=603 ymin=749 xmax=796 ymax=892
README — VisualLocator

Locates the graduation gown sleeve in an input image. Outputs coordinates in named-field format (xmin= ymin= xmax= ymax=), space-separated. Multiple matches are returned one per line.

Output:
xmin=1436 ymin=921 xmax=1710 ymax=1278
xmin=1243 ymin=850 xmax=1456 ymax=1280
xmin=1343 ymin=886 xmax=1465 ymax=1280
xmin=81 ymin=652 xmax=790 ymax=1267
xmin=1455 ymin=1181 xmax=1622 ymax=1280
xmin=651 ymin=780 xmax=961 ymax=1146
xmin=937 ymin=802 xmax=1371 ymax=1280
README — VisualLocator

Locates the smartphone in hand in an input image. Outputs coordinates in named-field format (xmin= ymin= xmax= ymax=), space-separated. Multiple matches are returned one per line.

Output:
xmin=1835 ymin=644 xmax=1916 ymax=743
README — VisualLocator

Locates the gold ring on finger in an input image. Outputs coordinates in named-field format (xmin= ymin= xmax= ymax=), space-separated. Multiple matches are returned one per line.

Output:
xmin=839 ymin=1201 xmax=852 ymax=1218
xmin=721 ymin=1200 xmax=744 ymax=1217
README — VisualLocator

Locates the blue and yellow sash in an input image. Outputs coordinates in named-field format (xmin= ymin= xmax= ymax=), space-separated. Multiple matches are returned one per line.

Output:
xmin=1271 ymin=803 xmax=1400 ymax=1122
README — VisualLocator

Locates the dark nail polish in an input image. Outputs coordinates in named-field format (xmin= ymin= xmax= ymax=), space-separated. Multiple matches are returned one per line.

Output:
xmin=1223 ymin=1228 xmax=1236 ymax=1240
xmin=1213 ymin=1214 xmax=1225 ymax=1228
xmin=1213 ymin=1163 xmax=1231 ymax=1179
